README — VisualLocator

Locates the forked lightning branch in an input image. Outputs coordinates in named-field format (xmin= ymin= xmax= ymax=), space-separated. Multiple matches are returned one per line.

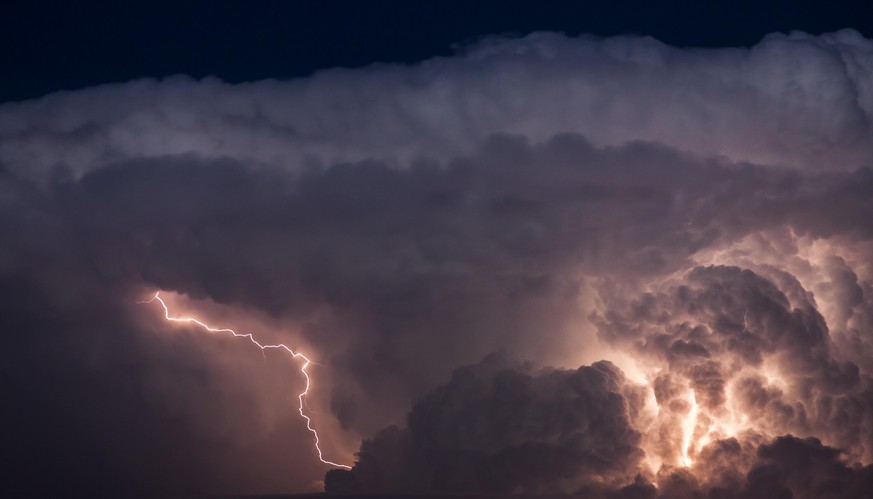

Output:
xmin=140 ymin=292 xmax=351 ymax=470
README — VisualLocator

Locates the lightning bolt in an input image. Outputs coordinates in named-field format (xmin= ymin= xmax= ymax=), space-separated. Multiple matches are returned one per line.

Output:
xmin=681 ymin=390 xmax=700 ymax=468
xmin=140 ymin=291 xmax=351 ymax=470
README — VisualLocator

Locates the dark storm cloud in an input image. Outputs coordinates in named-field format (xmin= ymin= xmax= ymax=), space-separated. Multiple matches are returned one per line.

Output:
xmin=326 ymin=354 xmax=645 ymax=495
xmin=2 ymin=30 xmax=873 ymax=497
xmin=645 ymin=435 xmax=873 ymax=499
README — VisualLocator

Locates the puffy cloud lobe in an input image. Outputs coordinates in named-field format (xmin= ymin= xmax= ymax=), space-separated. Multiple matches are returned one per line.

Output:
xmin=594 ymin=265 xmax=873 ymax=469
xmin=326 ymin=354 xmax=645 ymax=494
xmin=741 ymin=436 xmax=873 ymax=499
xmin=652 ymin=435 xmax=873 ymax=499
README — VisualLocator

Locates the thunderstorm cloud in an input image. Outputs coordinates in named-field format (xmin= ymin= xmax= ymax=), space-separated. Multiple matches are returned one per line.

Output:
xmin=2 ymin=29 xmax=873 ymax=497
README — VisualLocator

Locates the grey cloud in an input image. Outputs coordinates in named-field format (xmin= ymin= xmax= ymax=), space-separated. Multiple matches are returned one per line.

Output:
xmin=326 ymin=354 xmax=645 ymax=495
xmin=4 ymin=132 xmax=873 ymax=495
xmin=3 ymin=29 xmax=873 ymax=497
xmin=741 ymin=436 xmax=873 ymax=499
xmin=2 ymin=30 xmax=872 ymax=182
xmin=649 ymin=435 xmax=873 ymax=499
xmin=7 ymin=135 xmax=870 ymax=437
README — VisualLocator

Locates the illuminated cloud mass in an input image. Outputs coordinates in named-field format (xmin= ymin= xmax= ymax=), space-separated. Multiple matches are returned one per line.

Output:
xmin=3 ymin=28 xmax=873 ymax=498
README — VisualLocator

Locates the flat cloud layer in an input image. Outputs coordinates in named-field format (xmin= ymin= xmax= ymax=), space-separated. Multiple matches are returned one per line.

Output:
xmin=2 ymin=30 xmax=873 ymax=497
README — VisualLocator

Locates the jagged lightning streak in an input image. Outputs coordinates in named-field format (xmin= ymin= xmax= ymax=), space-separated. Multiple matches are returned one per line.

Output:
xmin=140 ymin=292 xmax=351 ymax=470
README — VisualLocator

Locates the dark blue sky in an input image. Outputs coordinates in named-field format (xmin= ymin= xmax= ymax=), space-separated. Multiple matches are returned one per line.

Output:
xmin=3 ymin=0 xmax=872 ymax=103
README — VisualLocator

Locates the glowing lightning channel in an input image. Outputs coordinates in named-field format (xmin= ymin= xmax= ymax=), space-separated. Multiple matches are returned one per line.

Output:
xmin=140 ymin=292 xmax=351 ymax=470
xmin=681 ymin=390 xmax=700 ymax=468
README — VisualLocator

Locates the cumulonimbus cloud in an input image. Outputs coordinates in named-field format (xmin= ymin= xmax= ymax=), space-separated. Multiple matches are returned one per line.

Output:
xmin=1 ymin=29 xmax=872 ymax=497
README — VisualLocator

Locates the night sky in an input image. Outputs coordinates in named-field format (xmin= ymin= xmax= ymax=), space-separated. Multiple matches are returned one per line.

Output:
xmin=3 ymin=2 xmax=873 ymax=498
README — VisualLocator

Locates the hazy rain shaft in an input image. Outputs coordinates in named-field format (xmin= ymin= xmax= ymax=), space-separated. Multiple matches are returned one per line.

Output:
xmin=3 ymin=29 xmax=873 ymax=498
